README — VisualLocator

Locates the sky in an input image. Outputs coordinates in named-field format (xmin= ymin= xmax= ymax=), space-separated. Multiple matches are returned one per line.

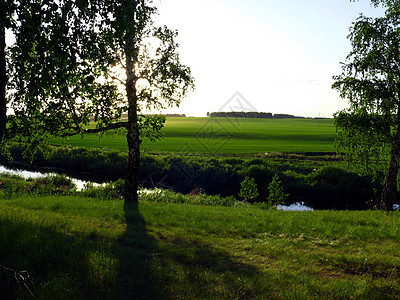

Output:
xmin=153 ymin=0 xmax=385 ymax=117
xmin=5 ymin=0 xmax=385 ymax=118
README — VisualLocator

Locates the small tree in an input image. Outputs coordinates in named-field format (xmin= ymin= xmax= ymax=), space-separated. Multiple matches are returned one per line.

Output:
xmin=239 ymin=176 xmax=259 ymax=202
xmin=267 ymin=174 xmax=288 ymax=208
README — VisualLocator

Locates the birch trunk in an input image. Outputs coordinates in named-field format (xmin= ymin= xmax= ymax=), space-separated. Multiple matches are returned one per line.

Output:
xmin=125 ymin=55 xmax=141 ymax=202
xmin=0 ymin=25 xmax=7 ymax=143
xmin=379 ymin=107 xmax=400 ymax=210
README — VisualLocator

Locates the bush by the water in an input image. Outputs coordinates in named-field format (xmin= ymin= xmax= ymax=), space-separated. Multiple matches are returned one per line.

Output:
xmin=239 ymin=176 xmax=259 ymax=202
xmin=138 ymin=188 xmax=242 ymax=207
xmin=267 ymin=174 xmax=289 ymax=208
xmin=0 ymin=173 xmax=76 ymax=197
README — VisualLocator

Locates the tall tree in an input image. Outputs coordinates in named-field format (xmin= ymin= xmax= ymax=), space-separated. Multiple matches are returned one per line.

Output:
xmin=333 ymin=11 xmax=400 ymax=210
xmin=9 ymin=0 xmax=194 ymax=202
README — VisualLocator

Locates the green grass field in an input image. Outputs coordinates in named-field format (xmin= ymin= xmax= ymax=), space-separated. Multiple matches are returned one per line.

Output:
xmin=51 ymin=118 xmax=336 ymax=153
xmin=1 ymin=195 xmax=399 ymax=299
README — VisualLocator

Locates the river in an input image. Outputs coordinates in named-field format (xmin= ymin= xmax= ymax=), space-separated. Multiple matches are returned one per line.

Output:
xmin=0 ymin=165 xmax=92 ymax=191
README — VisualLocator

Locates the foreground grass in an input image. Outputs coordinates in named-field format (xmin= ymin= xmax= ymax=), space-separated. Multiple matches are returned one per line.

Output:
xmin=1 ymin=195 xmax=400 ymax=299
xmin=51 ymin=118 xmax=336 ymax=153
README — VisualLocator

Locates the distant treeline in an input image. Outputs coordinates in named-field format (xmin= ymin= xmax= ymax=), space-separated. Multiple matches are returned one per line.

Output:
xmin=163 ymin=114 xmax=186 ymax=117
xmin=120 ymin=113 xmax=186 ymax=120
xmin=208 ymin=111 xmax=328 ymax=119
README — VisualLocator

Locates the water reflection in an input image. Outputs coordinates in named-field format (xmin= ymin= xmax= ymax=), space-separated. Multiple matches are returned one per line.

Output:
xmin=0 ymin=165 xmax=91 ymax=191
xmin=277 ymin=202 xmax=314 ymax=211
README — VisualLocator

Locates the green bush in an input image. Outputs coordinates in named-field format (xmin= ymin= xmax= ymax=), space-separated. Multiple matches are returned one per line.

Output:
xmin=80 ymin=180 xmax=125 ymax=199
xmin=0 ymin=174 xmax=76 ymax=197
xmin=267 ymin=174 xmax=289 ymax=208
xmin=239 ymin=176 xmax=259 ymax=202
xmin=306 ymin=166 xmax=348 ymax=185
xmin=138 ymin=188 xmax=240 ymax=207
xmin=252 ymin=202 xmax=272 ymax=210
xmin=48 ymin=174 xmax=74 ymax=188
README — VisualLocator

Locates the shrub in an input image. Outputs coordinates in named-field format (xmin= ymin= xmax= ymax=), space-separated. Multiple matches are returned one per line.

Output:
xmin=267 ymin=174 xmax=289 ymax=208
xmin=239 ymin=176 xmax=259 ymax=202
xmin=252 ymin=202 xmax=272 ymax=210
xmin=80 ymin=180 xmax=125 ymax=199
xmin=47 ymin=174 xmax=74 ymax=188
xmin=306 ymin=166 xmax=348 ymax=185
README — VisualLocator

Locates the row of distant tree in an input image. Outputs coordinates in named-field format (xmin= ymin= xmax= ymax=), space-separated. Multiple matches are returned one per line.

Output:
xmin=207 ymin=111 xmax=328 ymax=119
xmin=120 ymin=113 xmax=186 ymax=120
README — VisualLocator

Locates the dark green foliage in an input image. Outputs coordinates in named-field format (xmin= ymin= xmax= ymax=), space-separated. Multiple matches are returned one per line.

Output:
xmin=239 ymin=176 xmax=259 ymax=202
xmin=139 ymin=189 xmax=239 ymax=207
xmin=306 ymin=166 xmax=379 ymax=210
xmin=307 ymin=166 xmax=349 ymax=185
xmin=242 ymin=165 xmax=274 ymax=201
xmin=332 ymin=6 xmax=400 ymax=210
xmin=3 ymin=143 xmax=384 ymax=210
xmin=334 ymin=111 xmax=391 ymax=181
xmin=80 ymin=179 xmax=125 ymax=200
xmin=267 ymin=174 xmax=289 ymax=208
xmin=45 ymin=174 xmax=73 ymax=188
xmin=208 ymin=111 xmax=309 ymax=119
xmin=210 ymin=111 xmax=273 ymax=118
xmin=0 ymin=173 xmax=76 ymax=197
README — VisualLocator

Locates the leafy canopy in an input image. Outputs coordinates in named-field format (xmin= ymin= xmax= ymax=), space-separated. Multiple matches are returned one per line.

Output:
xmin=7 ymin=0 xmax=194 ymax=158
xmin=332 ymin=12 xmax=400 ymax=178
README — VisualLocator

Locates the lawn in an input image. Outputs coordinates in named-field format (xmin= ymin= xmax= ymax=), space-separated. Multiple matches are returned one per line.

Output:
xmin=51 ymin=117 xmax=337 ymax=153
xmin=1 ymin=194 xmax=399 ymax=299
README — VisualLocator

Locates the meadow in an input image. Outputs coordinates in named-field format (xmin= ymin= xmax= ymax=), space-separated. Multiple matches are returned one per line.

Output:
xmin=1 ymin=193 xmax=399 ymax=299
xmin=51 ymin=117 xmax=336 ymax=153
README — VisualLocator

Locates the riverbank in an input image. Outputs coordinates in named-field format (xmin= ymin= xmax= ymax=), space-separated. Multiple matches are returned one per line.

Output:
xmin=2 ymin=143 xmax=382 ymax=210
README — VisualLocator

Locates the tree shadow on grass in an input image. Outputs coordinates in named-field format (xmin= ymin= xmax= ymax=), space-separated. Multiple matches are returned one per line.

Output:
xmin=117 ymin=202 xmax=267 ymax=299
xmin=0 ymin=214 xmax=114 ymax=299
xmin=116 ymin=201 xmax=159 ymax=299
xmin=151 ymin=237 xmax=265 ymax=299
xmin=1 ymin=201 xmax=265 ymax=299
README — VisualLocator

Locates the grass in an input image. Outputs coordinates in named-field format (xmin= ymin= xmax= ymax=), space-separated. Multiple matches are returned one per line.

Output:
xmin=51 ymin=117 xmax=336 ymax=153
xmin=1 ymin=194 xmax=399 ymax=299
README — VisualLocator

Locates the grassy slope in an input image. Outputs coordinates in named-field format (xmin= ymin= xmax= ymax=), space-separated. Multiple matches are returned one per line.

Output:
xmin=1 ymin=195 xmax=399 ymax=299
xmin=51 ymin=118 xmax=336 ymax=153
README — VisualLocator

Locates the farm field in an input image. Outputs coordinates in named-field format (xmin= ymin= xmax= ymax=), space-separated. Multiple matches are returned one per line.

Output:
xmin=1 ymin=194 xmax=399 ymax=299
xmin=51 ymin=117 xmax=337 ymax=153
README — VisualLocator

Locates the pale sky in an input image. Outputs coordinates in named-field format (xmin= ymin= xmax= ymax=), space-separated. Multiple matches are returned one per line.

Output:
xmin=5 ymin=1 xmax=385 ymax=118
xmin=154 ymin=0 xmax=385 ymax=117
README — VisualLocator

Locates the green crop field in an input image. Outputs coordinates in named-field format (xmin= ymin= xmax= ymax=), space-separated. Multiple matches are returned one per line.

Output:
xmin=51 ymin=117 xmax=337 ymax=153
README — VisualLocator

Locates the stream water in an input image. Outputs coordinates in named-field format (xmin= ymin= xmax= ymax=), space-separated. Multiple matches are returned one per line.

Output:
xmin=0 ymin=165 xmax=92 ymax=191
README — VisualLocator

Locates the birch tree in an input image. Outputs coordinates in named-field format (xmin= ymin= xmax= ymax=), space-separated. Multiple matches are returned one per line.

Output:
xmin=8 ymin=0 xmax=194 ymax=201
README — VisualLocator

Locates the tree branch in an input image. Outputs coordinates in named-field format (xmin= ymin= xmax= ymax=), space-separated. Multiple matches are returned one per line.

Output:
xmin=0 ymin=264 xmax=33 ymax=296
xmin=84 ymin=121 xmax=128 ymax=133
xmin=106 ymin=71 xmax=126 ymax=85
xmin=61 ymin=121 xmax=128 ymax=137
xmin=135 ymin=75 xmax=151 ymax=83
